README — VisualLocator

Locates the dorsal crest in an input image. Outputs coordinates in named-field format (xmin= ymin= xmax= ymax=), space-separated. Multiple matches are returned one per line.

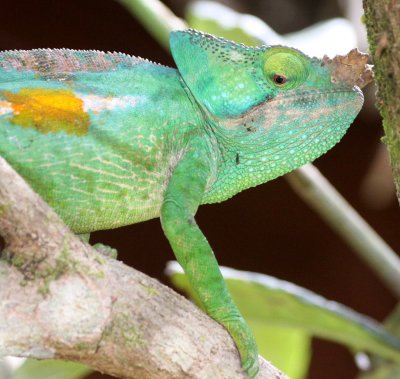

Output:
xmin=0 ymin=49 xmax=147 ymax=80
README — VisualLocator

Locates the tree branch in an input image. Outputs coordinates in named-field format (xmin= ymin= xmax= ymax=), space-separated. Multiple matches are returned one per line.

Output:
xmin=286 ymin=164 xmax=400 ymax=297
xmin=0 ymin=156 xmax=287 ymax=379
xmin=363 ymin=0 xmax=400 ymax=203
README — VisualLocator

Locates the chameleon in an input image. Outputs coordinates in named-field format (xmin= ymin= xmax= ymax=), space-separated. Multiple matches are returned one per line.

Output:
xmin=0 ymin=29 xmax=369 ymax=377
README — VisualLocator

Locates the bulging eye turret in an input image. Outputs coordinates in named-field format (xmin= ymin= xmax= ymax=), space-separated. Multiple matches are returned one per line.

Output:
xmin=263 ymin=47 xmax=309 ymax=90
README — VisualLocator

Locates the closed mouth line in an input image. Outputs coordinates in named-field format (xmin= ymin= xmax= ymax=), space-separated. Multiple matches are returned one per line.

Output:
xmin=270 ymin=88 xmax=359 ymax=102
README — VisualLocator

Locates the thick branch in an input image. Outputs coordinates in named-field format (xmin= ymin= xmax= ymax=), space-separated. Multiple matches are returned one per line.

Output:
xmin=0 ymin=156 xmax=287 ymax=379
xmin=363 ymin=0 xmax=400 ymax=203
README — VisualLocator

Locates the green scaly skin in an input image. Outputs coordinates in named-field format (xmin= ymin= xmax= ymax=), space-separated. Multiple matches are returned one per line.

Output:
xmin=0 ymin=30 xmax=364 ymax=377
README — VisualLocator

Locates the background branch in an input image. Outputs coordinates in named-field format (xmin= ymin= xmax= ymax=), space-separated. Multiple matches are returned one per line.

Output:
xmin=0 ymin=156 xmax=286 ymax=379
xmin=286 ymin=164 xmax=400 ymax=297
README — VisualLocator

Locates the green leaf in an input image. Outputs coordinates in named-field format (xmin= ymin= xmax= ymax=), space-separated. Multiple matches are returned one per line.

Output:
xmin=250 ymin=323 xmax=310 ymax=379
xmin=10 ymin=359 xmax=91 ymax=379
xmin=186 ymin=1 xmax=358 ymax=57
xmin=357 ymin=305 xmax=400 ymax=379
xmin=185 ymin=1 xmax=274 ymax=46
xmin=357 ymin=365 xmax=400 ymax=379
xmin=167 ymin=262 xmax=400 ymax=365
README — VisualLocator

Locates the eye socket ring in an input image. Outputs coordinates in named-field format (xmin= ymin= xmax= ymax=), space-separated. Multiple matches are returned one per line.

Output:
xmin=273 ymin=74 xmax=287 ymax=85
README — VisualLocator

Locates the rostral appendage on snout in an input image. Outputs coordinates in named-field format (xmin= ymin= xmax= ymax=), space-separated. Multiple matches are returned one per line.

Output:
xmin=322 ymin=48 xmax=373 ymax=89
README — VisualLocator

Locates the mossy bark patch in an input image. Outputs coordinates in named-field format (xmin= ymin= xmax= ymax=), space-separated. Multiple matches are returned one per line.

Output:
xmin=363 ymin=0 xmax=400 ymax=202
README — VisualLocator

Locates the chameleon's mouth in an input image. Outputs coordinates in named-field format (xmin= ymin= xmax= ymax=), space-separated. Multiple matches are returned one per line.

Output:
xmin=236 ymin=87 xmax=363 ymax=176
xmin=269 ymin=87 xmax=364 ymax=133
xmin=214 ymin=85 xmax=363 ymax=134
xmin=212 ymin=85 xmax=363 ymax=172
xmin=270 ymin=86 xmax=363 ymax=104
xmin=262 ymin=87 xmax=364 ymax=145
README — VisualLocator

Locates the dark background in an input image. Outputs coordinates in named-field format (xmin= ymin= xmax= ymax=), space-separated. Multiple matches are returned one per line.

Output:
xmin=0 ymin=1 xmax=399 ymax=378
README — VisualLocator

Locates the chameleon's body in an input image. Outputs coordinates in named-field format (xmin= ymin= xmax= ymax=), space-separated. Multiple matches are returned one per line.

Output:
xmin=0 ymin=30 xmax=364 ymax=376
xmin=0 ymin=51 xmax=198 ymax=230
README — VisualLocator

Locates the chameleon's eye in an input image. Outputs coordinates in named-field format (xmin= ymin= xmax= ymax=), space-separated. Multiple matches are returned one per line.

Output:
xmin=273 ymin=74 xmax=287 ymax=85
xmin=263 ymin=47 xmax=309 ymax=90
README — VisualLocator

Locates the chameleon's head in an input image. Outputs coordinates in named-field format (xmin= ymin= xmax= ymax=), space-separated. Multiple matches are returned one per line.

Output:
xmin=171 ymin=30 xmax=370 ymax=191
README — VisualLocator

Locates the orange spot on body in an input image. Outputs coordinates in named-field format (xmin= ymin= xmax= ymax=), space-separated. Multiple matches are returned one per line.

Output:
xmin=2 ymin=88 xmax=90 ymax=135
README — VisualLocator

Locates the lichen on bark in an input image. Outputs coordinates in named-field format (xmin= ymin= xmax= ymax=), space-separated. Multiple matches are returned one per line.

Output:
xmin=363 ymin=0 xmax=400 ymax=203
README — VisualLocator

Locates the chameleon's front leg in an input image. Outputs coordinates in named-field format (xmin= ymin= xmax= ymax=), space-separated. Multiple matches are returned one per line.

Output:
xmin=161 ymin=147 xmax=259 ymax=377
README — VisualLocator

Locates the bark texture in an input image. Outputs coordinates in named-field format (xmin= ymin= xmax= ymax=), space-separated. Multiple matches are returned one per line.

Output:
xmin=0 ymin=156 xmax=287 ymax=379
xmin=363 ymin=0 xmax=400 ymax=203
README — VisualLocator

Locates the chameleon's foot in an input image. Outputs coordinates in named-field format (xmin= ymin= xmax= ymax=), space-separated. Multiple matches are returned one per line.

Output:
xmin=92 ymin=243 xmax=118 ymax=259
xmin=217 ymin=314 xmax=259 ymax=377
xmin=243 ymin=356 xmax=259 ymax=378
xmin=77 ymin=234 xmax=118 ymax=259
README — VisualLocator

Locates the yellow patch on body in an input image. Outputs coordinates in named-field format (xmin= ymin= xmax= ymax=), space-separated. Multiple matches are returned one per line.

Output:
xmin=2 ymin=88 xmax=90 ymax=135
